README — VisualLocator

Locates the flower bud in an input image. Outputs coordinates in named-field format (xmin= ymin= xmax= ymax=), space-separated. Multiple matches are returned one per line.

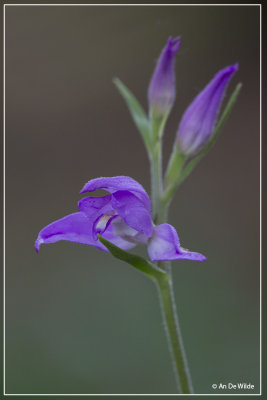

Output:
xmin=176 ymin=64 xmax=238 ymax=155
xmin=148 ymin=36 xmax=181 ymax=117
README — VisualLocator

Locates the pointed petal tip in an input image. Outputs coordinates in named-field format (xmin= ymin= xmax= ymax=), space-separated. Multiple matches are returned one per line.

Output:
xmin=229 ymin=63 xmax=239 ymax=74
xmin=214 ymin=64 xmax=239 ymax=83
xmin=173 ymin=36 xmax=181 ymax=43
xmin=35 ymin=237 xmax=43 ymax=253
xmin=80 ymin=184 xmax=87 ymax=194
xmin=233 ymin=62 xmax=239 ymax=71
xmin=195 ymin=254 xmax=207 ymax=262
xmin=180 ymin=247 xmax=207 ymax=262
xmin=190 ymin=254 xmax=207 ymax=262
xmin=221 ymin=63 xmax=238 ymax=78
xmin=80 ymin=181 xmax=94 ymax=194
xmin=167 ymin=36 xmax=181 ymax=52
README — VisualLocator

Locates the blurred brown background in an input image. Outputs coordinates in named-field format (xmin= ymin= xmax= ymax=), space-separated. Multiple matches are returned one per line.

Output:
xmin=5 ymin=5 xmax=260 ymax=394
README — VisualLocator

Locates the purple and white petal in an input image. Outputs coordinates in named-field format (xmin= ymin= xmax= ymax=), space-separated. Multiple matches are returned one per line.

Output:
xmin=80 ymin=176 xmax=151 ymax=211
xmin=35 ymin=212 xmax=106 ymax=252
xmin=78 ymin=195 xmax=117 ymax=238
xmin=111 ymin=217 xmax=148 ymax=245
xmin=147 ymin=223 xmax=206 ymax=262
xmin=102 ymin=222 xmax=137 ymax=251
xmin=111 ymin=190 xmax=153 ymax=237
xmin=93 ymin=214 xmax=118 ymax=238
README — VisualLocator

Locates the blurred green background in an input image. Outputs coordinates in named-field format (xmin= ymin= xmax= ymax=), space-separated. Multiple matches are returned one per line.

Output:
xmin=5 ymin=5 xmax=260 ymax=395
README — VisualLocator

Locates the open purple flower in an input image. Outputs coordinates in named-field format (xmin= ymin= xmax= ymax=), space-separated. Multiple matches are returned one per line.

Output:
xmin=148 ymin=36 xmax=181 ymax=117
xmin=35 ymin=176 xmax=206 ymax=262
xmin=176 ymin=64 xmax=238 ymax=155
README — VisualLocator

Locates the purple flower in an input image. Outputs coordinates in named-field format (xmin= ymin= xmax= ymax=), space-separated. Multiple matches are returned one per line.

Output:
xmin=148 ymin=36 xmax=181 ymax=117
xmin=176 ymin=64 xmax=238 ymax=155
xmin=35 ymin=176 xmax=206 ymax=263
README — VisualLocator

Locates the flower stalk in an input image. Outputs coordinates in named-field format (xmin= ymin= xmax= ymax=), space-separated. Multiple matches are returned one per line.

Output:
xmin=156 ymin=267 xmax=193 ymax=393
xmin=150 ymin=140 xmax=163 ymax=223
xmin=150 ymin=114 xmax=164 ymax=223
xmin=149 ymin=112 xmax=193 ymax=393
xmin=163 ymin=147 xmax=186 ymax=206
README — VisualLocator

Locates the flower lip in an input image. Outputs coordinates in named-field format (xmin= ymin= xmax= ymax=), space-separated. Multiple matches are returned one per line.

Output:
xmin=148 ymin=224 xmax=207 ymax=262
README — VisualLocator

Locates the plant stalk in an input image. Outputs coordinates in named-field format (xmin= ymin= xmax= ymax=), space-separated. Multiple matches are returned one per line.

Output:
xmin=150 ymin=127 xmax=193 ymax=394
xmin=156 ymin=267 xmax=194 ymax=393
xmin=150 ymin=140 xmax=163 ymax=223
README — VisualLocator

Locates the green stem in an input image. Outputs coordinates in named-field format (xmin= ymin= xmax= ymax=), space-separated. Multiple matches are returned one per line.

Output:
xmin=150 ymin=140 xmax=163 ymax=223
xmin=165 ymin=147 xmax=186 ymax=191
xmin=162 ymin=148 xmax=186 ymax=207
xmin=150 ymin=120 xmax=193 ymax=394
xmin=156 ymin=268 xmax=193 ymax=394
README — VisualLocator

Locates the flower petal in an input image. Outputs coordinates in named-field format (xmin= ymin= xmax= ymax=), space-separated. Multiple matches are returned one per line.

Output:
xmin=148 ymin=224 xmax=206 ymax=262
xmin=111 ymin=217 xmax=148 ymax=245
xmin=111 ymin=190 xmax=153 ymax=237
xmin=94 ymin=214 xmax=118 ymax=237
xmin=80 ymin=176 xmax=150 ymax=211
xmin=102 ymin=222 xmax=137 ymax=251
xmin=35 ymin=212 xmax=106 ymax=252
xmin=78 ymin=195 xmax=117 ymax=238
xmin=78 ymin=194 xmax=112 ymax=213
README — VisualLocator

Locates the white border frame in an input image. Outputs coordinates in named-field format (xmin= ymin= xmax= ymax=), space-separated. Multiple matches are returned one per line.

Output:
xmin=3 ymin=3 xmax=262 ymax=396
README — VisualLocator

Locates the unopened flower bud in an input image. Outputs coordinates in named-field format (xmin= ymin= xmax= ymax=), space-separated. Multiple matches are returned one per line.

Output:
xmin=148 ymin=36 xmax=181 ymax=117
xmin=176 ymin=64 xmax=238 ymax=155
